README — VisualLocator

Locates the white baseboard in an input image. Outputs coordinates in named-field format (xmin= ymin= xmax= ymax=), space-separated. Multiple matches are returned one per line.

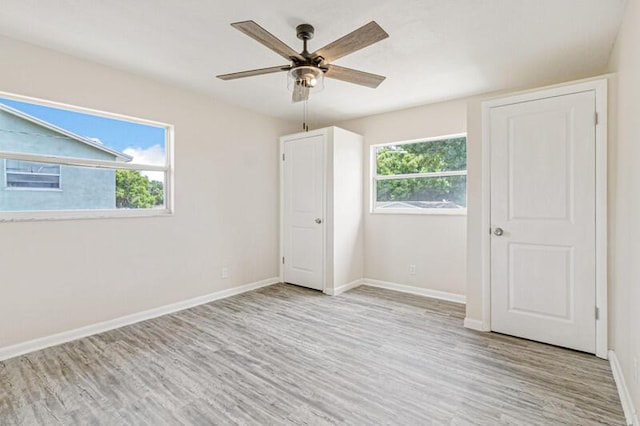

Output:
xmin=0 ymin=277 xmax=280 ymax=362
xmin=463 ymin=317 xmax=490 ymax=332
xmin=324 ymin=279 xmax=363 ymax=296
xmin=362 ymin=278 xmax=466 ymax=304
xmin=609 ymin=350 xmax=639 ymax=426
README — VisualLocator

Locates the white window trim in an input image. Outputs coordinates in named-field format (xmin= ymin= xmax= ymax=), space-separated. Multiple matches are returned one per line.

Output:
xmin=4 ymin=159 xmax=62 ymax=191
xmin=370 ymin=133 xmax=468 ymax=215
xmin=0 ymin=91 xmax=174 ymax=222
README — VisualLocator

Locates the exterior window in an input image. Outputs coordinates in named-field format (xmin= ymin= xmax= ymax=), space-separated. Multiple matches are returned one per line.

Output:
xmin=372 ymin=134 xmax=467 ymax=214
xmin=0 ymin=93 xmax=173 ymax=220
xmin=6 ymin=160 xmax=61 ymax=189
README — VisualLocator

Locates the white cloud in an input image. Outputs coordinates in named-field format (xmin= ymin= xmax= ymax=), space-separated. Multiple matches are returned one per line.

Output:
xmin=123 ymin=145 xmax=165 ymax=182
xmin=88 ymin=137 xmax=104 ymax=145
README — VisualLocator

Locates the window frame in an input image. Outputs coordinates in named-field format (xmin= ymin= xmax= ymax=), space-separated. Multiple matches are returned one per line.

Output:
xmin=371 ymin=133 xmax=468 ymax=216
xmin=0 ymin=91 xmax=174 ymax=222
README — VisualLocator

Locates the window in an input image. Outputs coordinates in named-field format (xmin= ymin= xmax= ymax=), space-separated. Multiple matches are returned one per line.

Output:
xmin=372 ymin=134 xmax=467 ymax=214
xmin=5 ymin=160 xmax=61 ymax=189
xmin=0 ymin=92 xmax=173 ymax=220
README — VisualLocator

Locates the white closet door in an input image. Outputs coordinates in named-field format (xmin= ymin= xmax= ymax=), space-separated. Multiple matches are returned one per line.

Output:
xmin=490 ymin=90 xmax=596 ymax=353
xmin=283 ymin=135 xmax=324 ymax=290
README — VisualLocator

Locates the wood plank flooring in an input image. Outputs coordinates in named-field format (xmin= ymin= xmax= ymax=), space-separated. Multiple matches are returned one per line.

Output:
xmin=0 ymin=284 xmax=626 ymax=425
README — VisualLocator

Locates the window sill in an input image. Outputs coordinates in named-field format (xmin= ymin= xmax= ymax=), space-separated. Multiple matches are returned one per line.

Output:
xmin=0 ymin=208 xmax=173 ymax=223
xmin=4 ymin=187 xmax=63 ymax=192
xmin=371 ymin=208 xmax=467 ymax=216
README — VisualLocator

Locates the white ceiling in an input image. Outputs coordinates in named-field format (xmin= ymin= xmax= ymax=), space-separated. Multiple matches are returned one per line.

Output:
xmin=0 ymin=0 xmax=626 ymax=124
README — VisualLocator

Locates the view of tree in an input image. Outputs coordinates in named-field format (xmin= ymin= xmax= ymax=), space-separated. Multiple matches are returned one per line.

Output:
xmin=149 ymin=180 xmax=164 ymax=206
xmin=376 ymin=137 xmax=467 ymax=207
xmin=115 ymin=170 xmax=164 ymax=209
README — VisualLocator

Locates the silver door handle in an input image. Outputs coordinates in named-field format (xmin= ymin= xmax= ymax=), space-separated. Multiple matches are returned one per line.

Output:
xmin=315 ymin=218 xmax=322 ymax=224
xmin=493 ymin=227 xmax=504 ymax=236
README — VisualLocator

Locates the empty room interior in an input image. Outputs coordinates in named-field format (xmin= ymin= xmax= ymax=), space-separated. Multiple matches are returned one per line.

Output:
xmin=1 ymin=1 xmax=639 ymax=425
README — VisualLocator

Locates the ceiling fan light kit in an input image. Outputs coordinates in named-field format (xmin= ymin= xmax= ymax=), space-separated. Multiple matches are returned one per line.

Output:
xmin=287 ymin=66 xmax=323 ymax=90
xmin=217 ymin=20 xmax=389 ymax=103
xmin=288 ymin=66 xmax=324 ymax=102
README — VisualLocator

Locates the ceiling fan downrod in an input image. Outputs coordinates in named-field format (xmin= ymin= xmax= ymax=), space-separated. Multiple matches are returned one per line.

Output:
xmin=296 ymin=24 xmax=315 ymax=57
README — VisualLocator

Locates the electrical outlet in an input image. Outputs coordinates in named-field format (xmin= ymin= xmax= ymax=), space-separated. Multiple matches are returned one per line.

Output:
xmin=409 ymin=264 xmax=416 ymax=275
xmin=221 ymin=267 xmax=229 ymax=279
xmin=634 ymin=357 xmax=638 ymax=385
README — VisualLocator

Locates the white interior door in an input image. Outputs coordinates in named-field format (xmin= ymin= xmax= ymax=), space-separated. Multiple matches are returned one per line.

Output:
xmin=490 ymin=90 xmax=596 ymax=353
xmin=283 ymin=135 xmax=324 ymax=291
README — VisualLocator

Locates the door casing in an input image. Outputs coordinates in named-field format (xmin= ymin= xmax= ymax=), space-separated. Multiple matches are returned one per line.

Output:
xmin=479 ymin=78 xmax=608 ymax=358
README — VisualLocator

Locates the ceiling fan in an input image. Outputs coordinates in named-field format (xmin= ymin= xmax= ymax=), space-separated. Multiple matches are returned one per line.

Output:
xmin=217 ymin=20 xmax=389 ymax=103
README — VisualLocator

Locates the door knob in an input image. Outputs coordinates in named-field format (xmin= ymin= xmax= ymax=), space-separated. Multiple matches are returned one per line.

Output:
xmin=315 ymin=218 xmax=322 ymax=224
xmin=493 ymin=227 xmax=504 ymax=236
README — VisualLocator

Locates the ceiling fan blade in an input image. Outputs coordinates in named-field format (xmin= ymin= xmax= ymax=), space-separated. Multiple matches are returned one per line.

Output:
xmin=231 ymin=21 xmax=304 ymax=62
xmin=217 ymin=65 xmax=291 ymax=80
xmin=325 ymin=65 xmax=386 ymax=88
xmin=312 ymin=21 xmax=388 ymax=63
xmin=292 ymin=84 xmax=310 ymax=103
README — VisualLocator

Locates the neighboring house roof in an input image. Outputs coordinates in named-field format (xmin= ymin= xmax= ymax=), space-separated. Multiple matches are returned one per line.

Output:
xmin=377 ymin=201 xmax=464 ymax=209
xmin=0 ymin=103 xmax=132 ymax=162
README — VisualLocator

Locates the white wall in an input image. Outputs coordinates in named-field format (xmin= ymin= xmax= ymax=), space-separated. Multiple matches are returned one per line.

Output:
xmin=0 ymin=36 xmax=294 ymax=348
xmin=607 ymin=0 xmax=640 ymax=415
xmin=463 ymin=94 xmax=487 ymax=321
xmin=330 ymin=127 xmax=364 ymax=291
xmin=338 ymin=101 xmax=467 ymax=297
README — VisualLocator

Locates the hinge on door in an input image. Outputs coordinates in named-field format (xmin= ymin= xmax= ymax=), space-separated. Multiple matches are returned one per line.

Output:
xmin=282 ymin=153 xmax=285 ymax=161
xmin=595 ymin=112 xmax=599 ymax=126
xmin=595 ymin=306 xmax=600 ymax=320
xmin=282 ymin=256 xmax=285 ymax=264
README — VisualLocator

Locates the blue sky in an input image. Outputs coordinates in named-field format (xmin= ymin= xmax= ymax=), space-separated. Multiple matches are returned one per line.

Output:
xmin=0 ymin=97 xmax=165 ymax=156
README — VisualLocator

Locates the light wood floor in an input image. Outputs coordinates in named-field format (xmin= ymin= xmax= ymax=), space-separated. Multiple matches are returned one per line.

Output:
xmin=0 ymin=284 xmax=625 ymax=425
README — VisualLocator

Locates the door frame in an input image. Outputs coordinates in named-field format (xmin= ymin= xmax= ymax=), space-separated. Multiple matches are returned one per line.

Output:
xmin=480 ymin=78 xmax=608 ymax=358
xmin=279 ymin=129 xmax=328 ymax=293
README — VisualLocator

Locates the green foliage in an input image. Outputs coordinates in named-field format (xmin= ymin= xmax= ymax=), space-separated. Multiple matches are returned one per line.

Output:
xmin=115 ymin=170 xmax=164 ymax=209
xmin=376 ymin=137 xmax=467 ymax=207
xmin=149 ymin=180 xmax=164 ymax=206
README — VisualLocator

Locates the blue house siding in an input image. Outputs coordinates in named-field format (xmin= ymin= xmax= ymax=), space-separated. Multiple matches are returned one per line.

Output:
xmin=0 ymin=108 xmax=123 ymax=211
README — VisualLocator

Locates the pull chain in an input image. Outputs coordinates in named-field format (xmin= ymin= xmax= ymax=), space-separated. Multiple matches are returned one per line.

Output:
xmin=302 ymin=99 xmax=309 ymax=132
